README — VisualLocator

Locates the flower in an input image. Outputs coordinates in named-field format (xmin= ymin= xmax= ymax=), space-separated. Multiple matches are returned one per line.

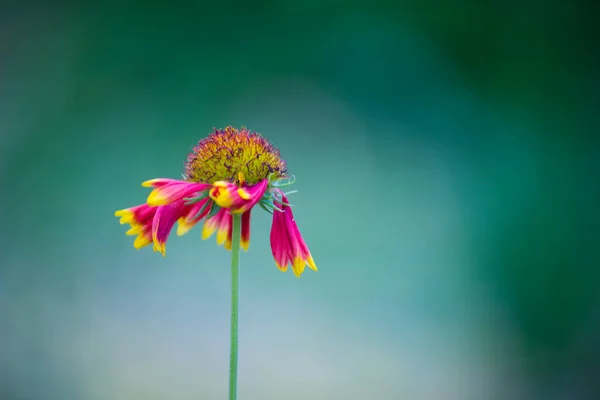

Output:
xmin=115 ymin=126 xmax=317 ymax=277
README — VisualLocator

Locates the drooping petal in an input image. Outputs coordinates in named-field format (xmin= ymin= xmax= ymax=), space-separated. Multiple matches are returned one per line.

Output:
xmin=209 ymin=179 xmax=269 ymax=214
xmin=151 ymin=201 xmax=187 ymax=256
xmin=202 ymin=205 xmax=219 ymax=239
xmin=201 ymin=206 xmax=250 ymax=251
xmin=283 ymin=201 xmax=317 ymax=274
xmin=176 ymin=198 xmax=211 ymax=236
xmin=115 ymin=204 xmax=158 ymax=250
xmin=143 ymin=179 xmax=211 ymax=206
xmin=224 ymin=214 xmax=233 ymax=251
xmin=209 ymin=181 xmax=248 ymax=210
xmin=141 ymin=178 xmax=181 ymax=188
xmin=234 ymin=179 xmax=269 ymax=214
xmin=215 ymin=209 xmax=231 ymax=247
xmin=115 ymin=204 xmax=154 ymax=226
xmin=133 ymin=231 xmax=153 ymax=249
xmin=116 ymin=197 xmax=215 ymax=255
xmin=240 ymin=210 xmax=251 ymax=251
xmin=269 ymin=206 xmax=289 ymax=272
xmin=269 ymin=191 xmax=317 ymax=277
xmin=282 ymin=209 xmax=312 ymax=277
xmin=202 ymin=207 xmax=232 ymax=248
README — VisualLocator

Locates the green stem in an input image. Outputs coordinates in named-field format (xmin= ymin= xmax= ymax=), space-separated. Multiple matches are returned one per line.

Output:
xmin=229 ymin=213 xmax=242 ymax=400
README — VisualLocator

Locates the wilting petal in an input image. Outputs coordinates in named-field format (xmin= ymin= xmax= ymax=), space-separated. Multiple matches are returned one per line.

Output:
xmin=216 ymin=210 xmax=231 ymax=247
xmin=209 ymin=181 xmax=248 ymax=210
xmin=144 ymin=179 xmax=211 ymax=207
xmin=115 ymin=204 xmax=154 ymax=226
xmin=270 ymin=207 xmax=289 ymax=272
xmin=176 ymin=198 xmax=211 ymax=236
xmin=202 ymin=207 xmax=231 ymax=246
xmin=240 ymin=210 xmax=251 ymax=251
xmin=269 ymin=191 xmax=317 ymax=277
xmin=224 ymin=215 xmax=233 ymax=251
xmin=209 ymin=179 xmax=269 ymax=214
xmin=133 ymin=231 xmax=153 ymax=249
xmin=151 ymin=201 xmax=187 ymax=256
xmin=141 ymin=178 xmax=181 ymax=188
xmin=201 ymin=207 xmax=251 ymax=251
xmin=284 ymin=206 xmax=317 ymax=274
xmin=234 ymin=179 xmax=269 ymax=214
xmin=115 ymin=204 xmax=158 ymax=250
xmin=202 ymin=206 xmax=221 ymax=239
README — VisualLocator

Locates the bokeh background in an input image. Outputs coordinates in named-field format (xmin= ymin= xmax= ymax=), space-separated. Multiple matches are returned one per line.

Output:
xmin=1 ymin=1 xmax=599 ymax=399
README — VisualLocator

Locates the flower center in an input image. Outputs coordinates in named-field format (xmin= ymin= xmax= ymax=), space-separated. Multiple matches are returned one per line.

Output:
xmin=184 ymin=126 xmax=287 ymax=185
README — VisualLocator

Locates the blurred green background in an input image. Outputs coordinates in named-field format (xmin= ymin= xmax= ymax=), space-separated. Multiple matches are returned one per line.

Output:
xmin=1 ymin=1 xmax=598 ymax=399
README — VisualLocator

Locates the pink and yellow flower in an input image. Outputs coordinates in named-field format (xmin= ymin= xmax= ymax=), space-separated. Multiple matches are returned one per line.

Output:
xmin=115 ymin=126 xmax=317 ymax=277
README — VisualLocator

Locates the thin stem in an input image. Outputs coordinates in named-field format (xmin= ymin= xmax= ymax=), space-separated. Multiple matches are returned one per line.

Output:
xmin=229 ymin=213 xmax=242 ymax=400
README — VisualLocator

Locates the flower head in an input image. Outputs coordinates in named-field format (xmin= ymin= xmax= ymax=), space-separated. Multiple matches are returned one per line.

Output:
xmin=115 ymin=126 xmax=316 ymax=277
xmin=185 ymin=126 xmax=287 ymax=185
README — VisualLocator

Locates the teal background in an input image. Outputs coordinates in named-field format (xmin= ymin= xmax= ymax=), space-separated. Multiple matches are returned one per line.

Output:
xmin=1 ymin=1 xmax=599 ymax=399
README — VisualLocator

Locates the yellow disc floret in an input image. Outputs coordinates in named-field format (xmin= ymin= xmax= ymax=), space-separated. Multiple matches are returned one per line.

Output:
xmin=184 ymin=126 xmax=287 ymax=185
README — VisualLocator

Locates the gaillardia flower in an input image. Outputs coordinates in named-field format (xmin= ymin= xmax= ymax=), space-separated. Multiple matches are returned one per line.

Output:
xmin=115 ymin=126 xmax=317 ymax=277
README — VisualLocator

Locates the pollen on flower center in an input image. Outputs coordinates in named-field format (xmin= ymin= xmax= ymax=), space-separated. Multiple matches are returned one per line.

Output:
xmin=184 ymin=126 xmax=287 ymax=185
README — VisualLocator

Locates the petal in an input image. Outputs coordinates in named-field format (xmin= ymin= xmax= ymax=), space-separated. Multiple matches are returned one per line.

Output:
xmin=126 ymin=225 xmax=142 ymax=235
xmin=151 ymin=201 xmax=187 ymax=256
xmin=240 ymin=210 xmax=251 ymax=251
xmin=145 ymin=179 xmax=211 ymax=206
xmin=234 ymin=179 xmax=269 ymax=214
xmin=224 ymin=213 xmax=233 ymax=251
xmin=202 ymin=207 xmax=231 ymax=248
xmin=176 ymin=198 xmax=211 ymax=236
xmin=270 ymin=206 xmax=290 ymax=272
xmin=209 ymin=181 xmax=247 ymax=210
xmin=285 ymin=206 xmax=318 ymax=272
xmin=216 ymin=210 xmax=231 ymax=246
xmin=270 ymin=191 xmax=317 ymax=277
xmin=115 ymin=209 xmax=134 ymax=224
xmin=202 ymin=205 xmax=220 ymax=239
xmin=115 ymin=204 xmax=155 ymax=226
xmin=209 ymin=179 xmax=269 ymax=214
xmin=142 ymin=178 xmax=181 ymax=188
xmin=291 ymin=256 xmax=306 ymax=278
xmin=283 ymin=215 xmax=305 ymax=277
xmin=116 ymin=204 xmax=158 ymax=250
xmin=133 ymin=232 xmax=153 ymax=249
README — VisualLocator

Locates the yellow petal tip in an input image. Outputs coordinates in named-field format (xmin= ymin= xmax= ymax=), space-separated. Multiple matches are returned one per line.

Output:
xmin=126 ymin=226 xmax=141 ymax=236
xmin=307 ymin=256 xmax=318 ymax=272
xmin=133 ymin=235 xmax=152 ymax=249
xmin=146 ymin=191 xmax=168 ymax=207
xmin=176 ymin=219 xmax=192 ymax=236
xmin=216 ymin=229 xmax=228 ymax=245
xmin=141 ymin=180 xmax=156 ymax=187
xmin=115 ymin=210 xmax=133 ymax=224
xmin=276 ymin=262 xmax=288 ymax=272
xmin=291 ymin=257 xmax=306 ymax=278
xmin=152 ymin=241 xmax=166 ymax=257
xmin=237 ymin=188 xmax=251 ymax=200
xmin=202 ymin=222 xmax=216 ymax=240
